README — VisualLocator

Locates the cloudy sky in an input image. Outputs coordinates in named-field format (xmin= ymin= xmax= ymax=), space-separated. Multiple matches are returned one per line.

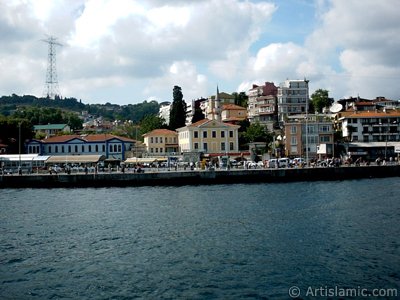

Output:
xmin=1 ymin=0 xmax=399 ymax=105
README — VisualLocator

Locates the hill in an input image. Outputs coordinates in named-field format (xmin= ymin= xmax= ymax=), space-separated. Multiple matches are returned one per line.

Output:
xmin=0 ymin=94 xmax=160 ymax=123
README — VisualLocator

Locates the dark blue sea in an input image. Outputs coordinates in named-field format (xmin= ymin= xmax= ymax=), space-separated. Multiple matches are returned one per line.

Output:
xmin=1 ymin=178 xmax=400 ymax=299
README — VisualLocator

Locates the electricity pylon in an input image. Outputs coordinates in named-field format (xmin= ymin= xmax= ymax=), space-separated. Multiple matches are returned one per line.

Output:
xmin=42 ymin=35 xmax=62 ymax=99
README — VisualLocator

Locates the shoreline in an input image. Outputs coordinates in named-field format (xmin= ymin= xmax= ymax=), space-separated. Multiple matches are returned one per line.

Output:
xmin=1 ymin=165 xmax=399 ymax=188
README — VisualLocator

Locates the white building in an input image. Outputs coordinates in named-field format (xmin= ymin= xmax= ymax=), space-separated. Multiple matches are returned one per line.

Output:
xmin=159 ymin=102 xmax=171 ymax=125
xmin=26 ymin=134 xmax=135 ymax=161
xmin=278 ymin=79 xmax=310 ymax=123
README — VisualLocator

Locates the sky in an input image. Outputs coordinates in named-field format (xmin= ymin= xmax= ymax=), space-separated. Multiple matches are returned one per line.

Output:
xmin=1 ymin=0 xmax=400 ymax=105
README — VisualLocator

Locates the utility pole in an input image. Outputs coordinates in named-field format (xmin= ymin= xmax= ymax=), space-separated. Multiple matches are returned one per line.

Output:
xmin=42 ymin=35 xmax=62 ymax=99
xmin=305 ymin=79 xmax=310 ymax=167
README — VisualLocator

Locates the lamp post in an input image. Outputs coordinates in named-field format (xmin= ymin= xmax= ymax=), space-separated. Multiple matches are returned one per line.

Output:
xmin=305 ymin=79 xmax=309 ymax=167
xmin=18 ymin=122 xmax=22 ymax=175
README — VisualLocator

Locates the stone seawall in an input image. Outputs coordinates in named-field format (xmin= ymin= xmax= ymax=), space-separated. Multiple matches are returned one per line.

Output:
xmin=1 ymin=165 xmax=399 ymax=189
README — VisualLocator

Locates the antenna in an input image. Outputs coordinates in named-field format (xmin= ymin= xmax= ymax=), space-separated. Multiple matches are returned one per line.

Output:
xmin=42 ymin=35 xmax=63 ymax=99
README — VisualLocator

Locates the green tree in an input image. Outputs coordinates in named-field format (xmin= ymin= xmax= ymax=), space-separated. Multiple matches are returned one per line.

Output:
xmin=139 ymin=115 xmax=167 ymax=137
xmin=0 ymin=116 xmax=34 ymax=154
xmin=169 ymin=86 xmax=187 ymax=130
xmin=244 ymin=122 xmax=273 ymax=145
xmin=310 ymin=89 xmax=334 ymax=113
xmin=191 ymin=107 xmax=205 ymax=124
xmin=232 ymin=92 xmax=248 ymax=107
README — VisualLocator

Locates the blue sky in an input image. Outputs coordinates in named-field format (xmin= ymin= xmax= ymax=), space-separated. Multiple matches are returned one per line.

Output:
xmin=1 ymin=0 xmax=399 ymax=105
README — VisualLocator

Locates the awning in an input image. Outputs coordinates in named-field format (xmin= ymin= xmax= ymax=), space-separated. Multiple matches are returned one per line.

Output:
xmin=46 ymin=155 xmax=105 ymax=164
xmin=125 ymin=157 xmax=156 ymax=164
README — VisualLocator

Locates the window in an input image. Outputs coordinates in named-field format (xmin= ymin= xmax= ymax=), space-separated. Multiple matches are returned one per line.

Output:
xmin=151 ymin=148 xmax=154 ymax=153
xmin=75 ymin=145 xmax=78 ymax=152
xmin=61 ymin=146 xmax=64 ymax=153
xmin=68 ymin=145 xmax=71 ymax=153
xmin=221 ymin=142 xmax=226 ymax=151
xmin=155 ymin=148 xmax=158 ymax=153
xmin=291 ymin=136 xmax=297 ymax=145
xmin=194 ymin=131 xmax=198 ymax=138
xmin=203 ymin=131 xmax=207 ymax=138
xmin=230 ymin=142 xmax=234 ymax=151
xmin=102 ymin=145 xmax=105 ymax=152
xmin=221 ymin=131 xmax=225 ymax=138
xmin=160 ymin=137 xmax=163 ymax=143
xmin=114 ymin=145 xmax=117 ymax=152
xmin=212 ymin=131 xmax=216 ymax=138
xmin=155 ymin=137 xmax=158 ymax=143
xmin=118 ymin=145 xmax=121 ymax=152
xmin=151 ymin=137 xmax=154 ymax=143
xmin=229 ymin=131 xmax=233 ymax=138
xmin=291 ymin=126 xmax=297 ymax=134
xmin=109 ymin=145 xmax=113 ymax=152
xmin=82 ymin=145 xmax=85 ymax=152
xmin=160 ymin=148 xmax=163 ymax=153
xmin=320 ymin=136 xmax=330 ymax=142
xmin=194 ymin=143 xmax=199 ymax=150
xmin=88 ymin=145 xmax=91 ymax=152
xmin=203 ymin=143 xmax=208 ymax=151
xmin=96 ymin=145 xmax=99 ymax=152
xmin=55 ymin=146 xmax=58 ymax=153
xmin=320 ymin=125 xmax=330 ymax=132
xmin=48 ymin=146 xmax=52 ymax=153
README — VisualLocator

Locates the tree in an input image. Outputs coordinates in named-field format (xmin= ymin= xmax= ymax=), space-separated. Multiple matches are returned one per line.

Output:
xmin=191 ymin=107 xmax=205 ymax=124
xmin=139 ymin=115 xmax=167 ymax=137
xmin=232 ymin=92 xmax=248 ymax=107
xmin=310 ymin=89 xmax=334 ymax=113
xmin=169 ymin=86 xmax=187 ymax=130
xmin=243 ymin=122 xmax=273 ymax=144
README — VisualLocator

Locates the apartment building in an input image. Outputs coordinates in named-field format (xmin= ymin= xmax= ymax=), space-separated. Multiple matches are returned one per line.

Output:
xmin=284 ymin=114 xmax=334 ymax=159
xmin=277 ymin=79 xmax=309 ymax=123
xmin=247 ymin=82 xmax=278 ymax=131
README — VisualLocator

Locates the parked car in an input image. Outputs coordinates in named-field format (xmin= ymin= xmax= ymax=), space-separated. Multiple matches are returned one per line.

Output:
xmin=268 ymin=159 xmax=278 ymax=168
xmin=278 ymin=158 xmax=290 ymax=168
xmin=293 ymin=157 xmax=306 ymax=167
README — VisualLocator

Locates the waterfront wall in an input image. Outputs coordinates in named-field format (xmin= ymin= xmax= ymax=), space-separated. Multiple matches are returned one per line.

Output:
xmin=1 ymin=165 xmax=399 ymax=188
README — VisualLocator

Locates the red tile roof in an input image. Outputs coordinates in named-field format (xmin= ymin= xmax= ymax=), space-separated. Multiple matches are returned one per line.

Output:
xmin=143 ymin=129 xmax=177 ymax=136
xmin=222 ymin=104 xmax=246 ymax=110
xmin=344 ymin=110 xmax=400 ymax=118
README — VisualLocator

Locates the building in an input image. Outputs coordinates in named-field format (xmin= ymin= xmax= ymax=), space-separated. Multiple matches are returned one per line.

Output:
xmin=177 ymin=119 xmax=239 ymax=154
xmin=277 ymin=79 xmax=309 ymax=123
xmin=26 ymin=134 xmax=135 ymax=161
xmin=221 ymin=104 xmax=247 ymax=125
xmin=142 ymin=129 xmax=179 ymax=156
xmin=338 ymin=108 xmax=400 ymax=160
xmin=33 ymin=124 xmax=71 ymax=137
xmin=247 ymin=82 xmax=278 ymax=131
xmin=203 ymin=88 xmax=235 ymax=121
xmin=284 ymin=114 xmax=335 ymax=159
xmin=159 ymin=102 xmax=171 ymax=125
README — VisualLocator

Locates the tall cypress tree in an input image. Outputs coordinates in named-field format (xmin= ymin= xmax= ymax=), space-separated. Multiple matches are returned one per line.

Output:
xmin=169 ymin=85 xmax=187 ymax=130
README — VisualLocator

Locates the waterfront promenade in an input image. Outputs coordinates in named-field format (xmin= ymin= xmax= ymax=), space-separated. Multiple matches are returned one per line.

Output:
xmin=1 ymin=164 xmax=399 ymax=188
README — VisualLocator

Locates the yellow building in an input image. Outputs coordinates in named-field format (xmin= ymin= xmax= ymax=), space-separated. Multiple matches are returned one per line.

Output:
xmin=221 ymin=104 xmax=247 ymax=124
xmin=143 ymin=129 xmax=179 ymax=156
xmin=177 ymin=119 xmax=239 ymax=154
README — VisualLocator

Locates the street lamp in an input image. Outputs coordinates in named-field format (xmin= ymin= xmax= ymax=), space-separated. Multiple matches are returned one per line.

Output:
xmin=18 ymin=122 xmax=22 ymax=174
xmin=305 ymin=79 xmax=310 ymax=167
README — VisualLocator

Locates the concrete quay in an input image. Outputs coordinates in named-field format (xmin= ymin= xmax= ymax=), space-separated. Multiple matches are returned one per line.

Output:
xmin=1 ymin=165 xmax=399 ymax=188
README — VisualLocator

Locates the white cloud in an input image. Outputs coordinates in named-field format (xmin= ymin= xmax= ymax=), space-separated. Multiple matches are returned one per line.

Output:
xmin=1 ymin=0 xmax=399 ymax=104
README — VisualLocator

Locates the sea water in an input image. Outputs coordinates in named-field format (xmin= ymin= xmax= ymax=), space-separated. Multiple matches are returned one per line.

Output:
xmin=1 ymin=178 xmax=399 ymax=299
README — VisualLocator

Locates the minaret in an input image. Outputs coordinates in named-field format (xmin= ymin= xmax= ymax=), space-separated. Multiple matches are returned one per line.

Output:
xmin=214 ymin=85 xmax=221 ymax=122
